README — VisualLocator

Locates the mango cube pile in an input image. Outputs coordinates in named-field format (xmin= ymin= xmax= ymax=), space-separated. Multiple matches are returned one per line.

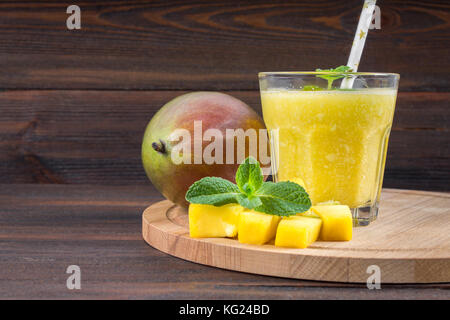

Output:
xmin=188 ymin=202 xmax=353 ymax=248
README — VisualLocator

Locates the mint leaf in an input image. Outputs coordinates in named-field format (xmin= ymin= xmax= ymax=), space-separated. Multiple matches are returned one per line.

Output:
xmin=303 ymin=85 xmax=323 ymax=91
xmin=316 ymin=65 xmax=353 ymax=89
xmin=236 ymin=194 xmax=262 ymax=209
xmin=185 ymin=177 xmax=240 ymax=206
xmin=253 ymin=181 xmax=311 ymax=216
xmin=333 ymin=65 xmax=353 ymax=73
xmin=235 ymin=156 xmax=263 ymax=195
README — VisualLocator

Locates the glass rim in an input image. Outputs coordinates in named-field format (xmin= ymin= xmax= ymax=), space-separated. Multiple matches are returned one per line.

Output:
xmin=259 ymin=71 xmax=400 ymax=78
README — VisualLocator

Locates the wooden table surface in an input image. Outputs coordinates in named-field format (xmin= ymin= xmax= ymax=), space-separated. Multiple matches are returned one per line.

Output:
xmin=1 ymin=184 xmax=449 ymax=300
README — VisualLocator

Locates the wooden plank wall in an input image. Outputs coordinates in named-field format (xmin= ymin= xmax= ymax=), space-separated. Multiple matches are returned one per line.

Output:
xmin=0 ymin=0 xmax=449 ymax=190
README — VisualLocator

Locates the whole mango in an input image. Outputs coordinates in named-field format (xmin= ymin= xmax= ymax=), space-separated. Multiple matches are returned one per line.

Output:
xmin=142 ymin=92 xmax=269 ymax=208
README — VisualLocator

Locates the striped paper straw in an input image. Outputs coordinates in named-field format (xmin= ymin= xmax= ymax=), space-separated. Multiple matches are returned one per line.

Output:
xmin=341 ymin=0 xmax=377 ymax=89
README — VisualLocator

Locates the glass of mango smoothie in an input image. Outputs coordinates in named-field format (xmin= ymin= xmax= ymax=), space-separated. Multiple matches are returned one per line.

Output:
xmin=259 ymin=72 xmax=399 ymax=226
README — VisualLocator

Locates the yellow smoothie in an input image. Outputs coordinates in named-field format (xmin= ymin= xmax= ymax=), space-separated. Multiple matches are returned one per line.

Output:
xmin=261 ymin=89 xmax=396 ymax=208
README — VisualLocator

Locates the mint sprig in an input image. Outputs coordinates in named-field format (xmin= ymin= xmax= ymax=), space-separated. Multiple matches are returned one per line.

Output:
xmin=185 ymin=157 xmax=311 ymax=216
xmin=316 ymin=65 xmax=353 ymax=89
xmin=302 ymin=85 xmax=323 ymax=91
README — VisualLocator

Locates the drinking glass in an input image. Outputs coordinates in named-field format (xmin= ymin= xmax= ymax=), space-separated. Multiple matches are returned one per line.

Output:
xmin=259 ymin=72 xmax=399 ymax=226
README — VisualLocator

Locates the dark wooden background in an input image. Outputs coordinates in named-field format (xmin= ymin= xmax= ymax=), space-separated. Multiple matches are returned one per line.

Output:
xmin=1 ymin=0 xmax=449 ymax=190
xmin=0 ymin=0 xmax=449 ymax=300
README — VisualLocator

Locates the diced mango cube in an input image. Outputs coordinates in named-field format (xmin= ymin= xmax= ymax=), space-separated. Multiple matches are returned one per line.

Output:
xmin=189 ymin=203 xmax=243 ymax=238
xmin=275 ymin=216 xmax=322 ymax=248
xmin=238 ymin=210 xmax=281 ymax=245
xmin=311 ymin=205 xmax=352 ymax=241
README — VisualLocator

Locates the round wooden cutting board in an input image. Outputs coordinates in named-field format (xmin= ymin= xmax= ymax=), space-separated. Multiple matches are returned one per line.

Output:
xmin=142 ymin=189 xmax=450 ymax=283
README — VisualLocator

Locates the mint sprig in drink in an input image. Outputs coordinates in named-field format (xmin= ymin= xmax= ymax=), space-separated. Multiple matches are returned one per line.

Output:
xmin=259 ymin=1 xmax=400 ymax=226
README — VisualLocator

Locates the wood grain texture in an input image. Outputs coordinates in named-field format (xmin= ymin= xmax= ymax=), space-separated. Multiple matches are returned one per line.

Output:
xmin=0 ymin=0 xmax=448 ymax=299
xmin=1 ymin=184 xmax=449 ymax=299
xmin=1 ymin=90 xmax=448 ymax=190
xmin=142 ymin=190 xmax=450 ymax=284
xmin=0 ymin=0 xmax=448 ymax=91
